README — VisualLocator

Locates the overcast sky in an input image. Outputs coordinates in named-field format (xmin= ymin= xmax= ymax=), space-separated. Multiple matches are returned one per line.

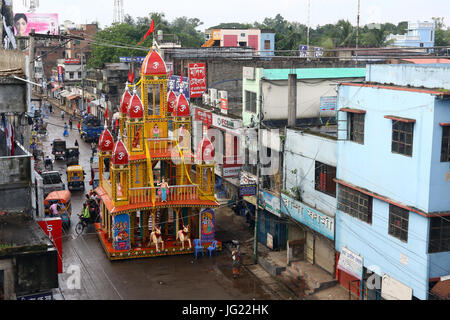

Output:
xmin=12 ymin=0 xmax=450 ymax=30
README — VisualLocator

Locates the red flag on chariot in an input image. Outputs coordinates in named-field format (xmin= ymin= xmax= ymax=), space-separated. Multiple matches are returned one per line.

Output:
xmin=138 ymin=19 xmax=155 ymax=45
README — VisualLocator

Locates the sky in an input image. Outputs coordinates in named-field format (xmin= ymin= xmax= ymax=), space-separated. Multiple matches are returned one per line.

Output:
xmin=12 ymin=0 xmax=450 ymax=30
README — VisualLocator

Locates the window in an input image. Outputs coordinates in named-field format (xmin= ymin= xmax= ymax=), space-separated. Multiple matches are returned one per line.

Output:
xmin=69 ymin=72 xmax=74 ymax=79
xmin=338 ymin=185 xmax=372 ymax=224
xmin=429 ymin=217 xmax=450 ymax=253
xmin=315 ymin=161 xmax=336 ymax=197
xmin=264 ymin=40 xmax=271 ymax=50
xmin=392 ymin=121 xmax=414 ymax=156
xmin=348 ymin=113 xmax=365 ymax=144
xmin=440 ymin=126 xmax=450 ymax=162
xmin=388 ymin=204 xmax=409 ymax=242
xmin=245 ymin=90 xmax=257 ymax=113
xmin=78 ymin=72 xmax=82 ymax=78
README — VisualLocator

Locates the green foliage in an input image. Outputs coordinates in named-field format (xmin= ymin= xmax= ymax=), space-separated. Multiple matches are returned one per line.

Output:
xmin=433 ymin=17 xmax=450 ymax=46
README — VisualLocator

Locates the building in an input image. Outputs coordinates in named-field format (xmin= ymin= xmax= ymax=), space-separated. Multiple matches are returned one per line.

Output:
xmin=335 ymin=63 xmax=450 ymax=300
xmin=241 ymin=67 xmax=366 ymax=127
xmin=203 ymin=28 xmax=276 ymax=56
xmin=281 ymin=126 xmax=337 ymax=275
xmin=386 ymin=21 xmax=435 ymax=48
xmin=94 ymin=48 xmax=222 ymax=260
xmin=64 ymin=23 xmax=98 ymax=61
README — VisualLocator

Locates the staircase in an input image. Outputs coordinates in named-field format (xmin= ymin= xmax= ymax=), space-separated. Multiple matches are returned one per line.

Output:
xmin=280 ymin=261 xmax=338 ymax=297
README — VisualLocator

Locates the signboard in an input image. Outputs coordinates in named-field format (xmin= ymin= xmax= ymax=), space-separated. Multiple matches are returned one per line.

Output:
xmin=320 ymin=96 xmax=337 ymax=112
xmin=381 ymin=274 xmax=413 ymax=300
xmin=281 ymin=194 xmax=334 ymax=240
xmin=13 ymin=13 xmax=59 ymax=36
xmin=119 ymin=56 xmax=145 ymax=63
xmin=113 ymin=214 xmax=130 ymax=251
xmin=223 ymin=165 xmax=240 ymax=178
xmin=64 ymin=59 xmax=80 ymax=65
xmin=37 ymin=218 xmax=62 ymax=273
xmin=314 ymin=47 xmax=324 ymax=58
xmin=267 ymin=233 xmax=273 ymax=250
xmin=243 ymin=67 xmax=255 ymax=80
xmin=240 ymin=184 xmax=256 ymax=197
xmin=337 ymin=247 xmax=363 ymax=280
xmin=212 ymin=113 xmax=242 ymax=134
xmin=195 ymin=108 xmax=212 ymax=125
xmin=200 ymin=208 xmax=215 ymax=243
xmin=299 ymin=45 xmax=308 ymax=57
xmin=258 ymin=190 xmax=281 ymax=217
xmin=168 ymin=75 xmax=189 ymax=99
xmin=220 ymin=98 xmax=228 ymax=115
xmin=17 ymin=291 xmax=53 ymax=300
xmin=189 ymin=63 xmax=206 ymax=98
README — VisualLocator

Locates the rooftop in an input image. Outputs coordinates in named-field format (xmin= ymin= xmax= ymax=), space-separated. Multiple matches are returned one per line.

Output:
xmin=262 ymin=67 xmax=366 ymax=80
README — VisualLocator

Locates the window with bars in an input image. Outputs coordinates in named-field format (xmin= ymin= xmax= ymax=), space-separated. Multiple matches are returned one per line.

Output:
xmin=245 ymin=90 xmax=257 ymax=113
xmin=428 ymin=217 xmax=450 ymax=253
xmin=315 ymin=161 xmax=336 ymax=197
xmin=348 ymin=113 xmax=365 ymax=144
xmin=392 ymin=121 xmax=414 ymax=156
xmin=440 ymin=126 xmax=450 ymax=162
xmin=338 ymin=185 xmax=372 ymax=224
xmin=264 ymin=40 xmax=271 ymax=49
xmin=388 ymin=204 xmax=409 ymax=242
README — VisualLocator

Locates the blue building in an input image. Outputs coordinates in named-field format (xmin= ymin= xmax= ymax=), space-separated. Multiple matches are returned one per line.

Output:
xmin=335 ymin=64 xmax=450 ymax=300
xmin=386 ymin=21 xmax=435 ymax=48
xmin=260 ymin=30 xmax=275 ymax=57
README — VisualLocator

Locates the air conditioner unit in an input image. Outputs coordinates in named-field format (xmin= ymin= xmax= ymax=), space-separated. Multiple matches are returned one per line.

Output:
xmin=218 ymin=90 xmax=228 ymax=100
xmin=202 ymin=93 xmax=209 ymax=105
xmin=214 ymin=98 xmax=221 ymax=107
xmin=208 ymin=88 xmax=217 ymax=106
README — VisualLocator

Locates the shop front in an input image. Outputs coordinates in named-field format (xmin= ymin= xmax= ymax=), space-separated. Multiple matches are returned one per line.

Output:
xmin=281 ymin=193 xmax=336 ymax=275
xmin=258 ymin=190 xmax=286 ymax=251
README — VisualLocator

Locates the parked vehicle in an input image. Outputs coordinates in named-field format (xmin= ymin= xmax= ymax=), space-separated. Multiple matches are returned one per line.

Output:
xmin=65 ymin=147 xmax=79 ymax=166
xmin=66 ymin=165 xmax=85 ymax=191
xmin=44 ymin=190 xmax=72 ymax=228
xmin=41 ymin=171 xmax=65 ymax=197
xmin=52 ymin=139 xmax=67 ymax=160
xmin=80 ymin=114 xmax=103 ymax=142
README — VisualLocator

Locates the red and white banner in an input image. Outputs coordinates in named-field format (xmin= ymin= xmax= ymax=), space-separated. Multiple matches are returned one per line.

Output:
xmin=220 ymin=98 xmax=228 ymax=115
xmin=38 ymin=218 xmax=63 ymax=273
xmin=195 ymin=108 xmax=212 ymax=125
xmin=189 ymin=63 xmax=206 ymax=98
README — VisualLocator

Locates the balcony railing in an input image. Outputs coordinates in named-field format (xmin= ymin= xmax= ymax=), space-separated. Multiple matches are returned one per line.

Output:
xmin=145 ymin=138 xmax=178 ymax=155
xmin=129 ymin=184 xmax=200 ymax=204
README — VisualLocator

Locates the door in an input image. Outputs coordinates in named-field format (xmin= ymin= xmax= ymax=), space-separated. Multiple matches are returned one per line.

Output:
xmin=305 ymin=231 xmax=314 ymax=264
xmin=223 ymin=35 xmax=238 ymax=47
xmin=314 ymin=236 xmax=335 ymax=274
xmin=248 ymin=35 xmax=259 ymax=50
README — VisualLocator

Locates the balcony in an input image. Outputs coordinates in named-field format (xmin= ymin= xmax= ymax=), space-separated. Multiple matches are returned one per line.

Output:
xmin=129 ymin=185 xmax=200 ymax=205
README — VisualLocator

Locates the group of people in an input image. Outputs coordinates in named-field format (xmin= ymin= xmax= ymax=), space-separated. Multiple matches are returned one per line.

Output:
xmin=82 ymin=190 xmax=100 ymax=223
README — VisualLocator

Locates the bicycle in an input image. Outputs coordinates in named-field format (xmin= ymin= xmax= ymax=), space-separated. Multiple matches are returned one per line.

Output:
xmin=75 ymin=212 xmax=100 ymax=235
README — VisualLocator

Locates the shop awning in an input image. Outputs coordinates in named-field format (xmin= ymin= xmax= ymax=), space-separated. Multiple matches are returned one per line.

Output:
xmin=59 ymin=90 xmax=70 ymax=97
xmin=67 ymin=95 xmax=80 ymax=100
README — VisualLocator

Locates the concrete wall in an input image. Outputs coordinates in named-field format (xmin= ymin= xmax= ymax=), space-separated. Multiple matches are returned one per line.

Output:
xmin=0 ymin=77 xmax=27 ymax=113
xmin=366 ymin=64 xmax=450 ymax=90
xmin=284 ymin=129 xmax=337 ymax=217
xmin=335 ymin=198 xmax=431 ymax=300
xmin=242 ymin=67 xmax=263 ymax=127
xmin=0 ymin=49 xmax=26 ymax=73
xmin=337 ymin=85 xmax=436 ymax=212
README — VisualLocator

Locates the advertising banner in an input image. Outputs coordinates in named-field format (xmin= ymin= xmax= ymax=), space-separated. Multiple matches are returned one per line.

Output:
xmin=258 ymin=190 xmax=281 ymax=217
xmin=281 ymin=194 xmax=334 ymax=240
xmin=189 ymin=63 xmax=206 ymax=98
xmin=13 ymin=13 xmax=59 ymax=36
xmin=381 ymin=274 xmax=413 ymax=300
xmin=37 ymin=218 xmax=62 ymax=273
xmin=337 ymin=247 xmax=363 ymax=280
xmin=119 ymin=56 xmax=145 ymax=63
xmin=240 ymin=184 xmax=256 ymax=197
xmin=200 ymin=208 xmax=215 ymax=243
xmin=220 ymin=98 xmax=228 ymax=115
xmin=320 ymin=96 xmax=337 ymax=112
xmin=194 ymin=107 xmax=212 ymax=125
xmin=222 ymin=165 xmax=241 ymax=178
xmin=57 ymin=66 xmax=64 ymax=83
xmin=168 ymin=75 xmax=189 ymax=99
xmin=113 ymin=214 xmax=130 ymax=251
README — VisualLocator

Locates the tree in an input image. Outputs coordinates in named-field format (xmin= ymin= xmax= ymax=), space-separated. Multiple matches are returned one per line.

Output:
xmin=433 ymin=17 xmax=450 ymax=46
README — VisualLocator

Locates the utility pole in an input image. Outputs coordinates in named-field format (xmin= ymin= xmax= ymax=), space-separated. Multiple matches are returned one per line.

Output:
xmin=307 ymin=0 xmax=311 ymax=59
xmin=356 ymin=0 xmax=360 ymax=63
xmin=81 ymin=47 xmax=85 ymax=113
xmin=253 ymin=79 xmax=263 ymax=265
xmin=29 ymin=30 xmax=36 ymax=85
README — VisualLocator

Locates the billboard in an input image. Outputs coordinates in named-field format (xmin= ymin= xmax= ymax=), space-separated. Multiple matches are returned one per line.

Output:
xmin=189 ymin=63 xmax=206 ymax=98
xmin=37 ymin=218 xmax=63 ymax=273
xmin=13 ymin=13 xmax=59 ymax=36
xmin=168 ymin=75 xmax=189 ymax=99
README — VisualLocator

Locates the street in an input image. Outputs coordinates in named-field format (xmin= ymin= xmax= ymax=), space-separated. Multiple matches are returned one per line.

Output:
xmin=40 ymin=108 xmax=279 ymax=300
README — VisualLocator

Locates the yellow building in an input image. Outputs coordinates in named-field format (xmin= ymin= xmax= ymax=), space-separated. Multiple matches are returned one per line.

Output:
xmin=94 ymin=48 xmax=220 ymax=260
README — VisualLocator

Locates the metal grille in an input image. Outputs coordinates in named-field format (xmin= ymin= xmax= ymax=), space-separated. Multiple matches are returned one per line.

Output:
xmin=392 ymin=121 xmax=414 ymax=156
xmin=428 ymin=217 xmax=450 ymax=253
xmin=440 ymin=126 xmax=450 ymax=162
xmin=348 ymin=113 xmax=365 ymax=144
xmin=388 ymin=204 xmax=409 ymax=242
xmin=338 ymin=185 xmax=372 ymax=224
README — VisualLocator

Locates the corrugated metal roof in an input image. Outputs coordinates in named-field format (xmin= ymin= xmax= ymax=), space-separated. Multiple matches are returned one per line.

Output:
xmin=263 ymin=68 xmax=366 ymax=80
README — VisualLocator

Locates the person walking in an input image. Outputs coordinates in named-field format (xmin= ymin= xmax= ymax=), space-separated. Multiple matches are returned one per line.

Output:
xmin=74 ymin=139 xmax=79 ymax=147
xmin=49 ymin=103 xmax=52 ymax=113
xmin=231 ymin=244 xmax=241 ymax=278
xmin=77 ymin=121 xmax=81 ymax=134
xmin=63 ymin=123 xmax=69 ymax=137
xmin=61 ymin=110 xmax=65 ymax=120
xmin=69 ymin=117 xmax=73 ymax=130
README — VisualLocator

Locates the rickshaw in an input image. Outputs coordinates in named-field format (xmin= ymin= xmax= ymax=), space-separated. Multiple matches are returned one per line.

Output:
xmin=44 ymin=190 xmax=72 ymax=228
xmin=52 ymin=139 xmax=67 ymax=160
xmin=67 ymin=165 xmax=85 ymax=191
xmin=65 ymin=147 xmax=79 ymax=166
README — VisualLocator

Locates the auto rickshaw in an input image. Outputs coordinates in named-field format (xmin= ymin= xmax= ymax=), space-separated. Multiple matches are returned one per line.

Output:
xmin=67 ymin=165 xmax=85 ymax=191
xmin=66 ymin=147 xmax=79 ymax=166
xmin=44 ymin=190 xmax=72 ymax=228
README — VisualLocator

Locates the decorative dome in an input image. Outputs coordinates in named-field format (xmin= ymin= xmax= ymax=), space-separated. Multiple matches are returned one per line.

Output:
xmin=167 ymin=91 xmax=177 ymax=114
xmin=175 ymin=93 xmax=190 ymax=117
xmin=120 ymin=86 xmax=132 ymax=115
xmin=112 ymin=140 xmax=129 ymax=165
xmin=98 ymin=128 xmax=114 ymax=152
xmin=127 ymin=93 xmax=144 ymax=119
xmin=196 ymin=137 xmax=214 ymax=164
xmin=141 ymin=50 xmax=167 ymax=76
